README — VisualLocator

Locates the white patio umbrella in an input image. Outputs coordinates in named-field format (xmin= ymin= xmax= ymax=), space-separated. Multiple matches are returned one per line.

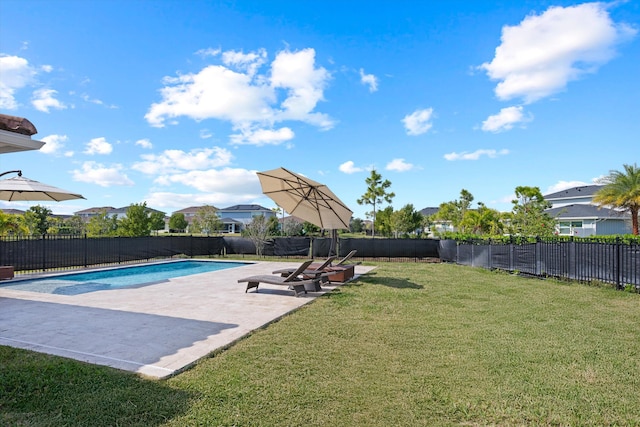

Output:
xmin=257 ymin=167 xmax=352 ymax=255
xmin=0 ymin=171 xmax=85 ymax=202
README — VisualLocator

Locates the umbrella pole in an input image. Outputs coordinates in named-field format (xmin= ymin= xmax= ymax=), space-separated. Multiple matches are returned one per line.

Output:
xmin=329 ymin=229 xmax=338 ymax=257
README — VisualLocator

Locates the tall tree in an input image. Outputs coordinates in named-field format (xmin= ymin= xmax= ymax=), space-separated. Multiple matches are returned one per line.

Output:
xmin=168 ymin=213 xmax=188 ymax=233
xmin=391 ymin=204 xmax=423 ymax=238
xmin=118 ymin=202 xmax=151 ymax=237
xmin=434 ymin=189 xmax=474 ymax=230
xmin=191 ymin=206 xmax=222 ymax=235
xmin=375 ymin=206 xmax=394 ymax=237
xmin=593 ymin=163 xmax=640 ymax=235
xmin=350 ymin=217 xmax=365 ymax=233
xmin=23 ymin=205 xmax=52 ymax=235
xmin=149 ymin=211 xmax=166 ymax=235
xmin=0 ymin=211 xmax=27 ymax=235
xmin=243 ymin=214 xmax=271 ymax=257
xmin=509 ymin=186 xmax=554 ymax=237
xmin=459 ymin=202 xmax=504 ymax=235
xmin=86 ymin=209 xmax=118 ymax=237
xmin=281 ymin=218 xmax=303 ymax=236
xmin=357 ymin=169 xmax=395 ymax=237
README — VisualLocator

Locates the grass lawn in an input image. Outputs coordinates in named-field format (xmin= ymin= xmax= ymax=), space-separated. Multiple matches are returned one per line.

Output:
xmin=1 ymin=262 xmax=639 ymax=426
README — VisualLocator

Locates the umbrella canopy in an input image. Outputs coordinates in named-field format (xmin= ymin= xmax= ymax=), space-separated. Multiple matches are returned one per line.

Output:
xmin=257 ymin=167 xmax=352 ymax=230
xmin=0 ymin=174 xmax=85 ymax=202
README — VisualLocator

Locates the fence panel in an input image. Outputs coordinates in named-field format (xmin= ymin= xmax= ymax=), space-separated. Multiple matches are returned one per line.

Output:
xmin=490 ymin=244 xmax=511 ymax=270
xmin=443 ymin=238 xmax=639 ymax=290
xmin=621 ymin=244 xmax=640 ymax=287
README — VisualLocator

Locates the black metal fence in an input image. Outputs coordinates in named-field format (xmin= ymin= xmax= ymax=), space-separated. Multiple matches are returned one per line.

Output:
xmin=0 ymin=235 xmax=442 ymax=273
xmin=440 ymin=238 xmax=640 ymax=290
xmin=2 ymin=235 xmax=637 ymax=291
xmin=0 ymin=235 xmax=225 ymax=272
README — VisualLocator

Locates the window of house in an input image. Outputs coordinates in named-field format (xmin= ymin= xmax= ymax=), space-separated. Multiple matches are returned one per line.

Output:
xmin=558 ymin=221 xmax=583 ymax=235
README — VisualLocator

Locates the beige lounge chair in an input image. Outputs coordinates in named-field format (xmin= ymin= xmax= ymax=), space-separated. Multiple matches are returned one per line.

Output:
xmin=238 ymin=260 xmax=325 ymax=297
xmin=332 ymin=250 xmax=360 ymax=266
xmin=271 ymin=256 xmax=336 ymax=291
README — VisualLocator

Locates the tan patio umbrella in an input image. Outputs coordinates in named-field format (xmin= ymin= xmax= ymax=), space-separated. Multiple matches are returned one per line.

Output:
xmin=0 ymin=171 xmax=85 ymax=202
xmin=257 ymin=167 xmax=352 ymax=255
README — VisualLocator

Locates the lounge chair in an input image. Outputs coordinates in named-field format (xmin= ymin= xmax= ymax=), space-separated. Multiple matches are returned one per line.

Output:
xmin=238 ymin=260 xmax=326 ymax=297
xmin=333 ymin=250 xmax=360 ymax=266
xmin=271 ymin=256 xmax=336 ymax=291
xmin=272 ymin=252 xmax=360 ymax=285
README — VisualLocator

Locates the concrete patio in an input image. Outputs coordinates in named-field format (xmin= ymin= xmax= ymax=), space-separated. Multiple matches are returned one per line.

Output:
xmin=0 ymin=260 xmax=374 ymax=379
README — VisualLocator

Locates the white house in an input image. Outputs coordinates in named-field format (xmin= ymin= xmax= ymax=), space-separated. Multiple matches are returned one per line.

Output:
xmin=217 ymin=204 xmax=276 ymax=233
xmin=544 ymin=185 xmax=632 ymax=236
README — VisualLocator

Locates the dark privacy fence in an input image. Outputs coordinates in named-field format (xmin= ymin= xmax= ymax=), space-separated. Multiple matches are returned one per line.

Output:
xmin=0 ymin=235 xmax=441 ymax=273
xmin=439 ymin=238 xmax=640 ymax=289
xmin=0 ymin=235 xmax=225 ymax=272
xmin=2 ymin=235 xmax=637 ymax=290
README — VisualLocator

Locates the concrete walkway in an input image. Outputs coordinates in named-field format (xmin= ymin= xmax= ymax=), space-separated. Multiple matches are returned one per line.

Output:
xmin=0 ymin=260 xmax=374 ymax=379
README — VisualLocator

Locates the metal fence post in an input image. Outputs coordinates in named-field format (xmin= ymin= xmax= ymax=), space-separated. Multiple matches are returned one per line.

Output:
xmin=616 ymin=237 xmax=621 ymax=290
xmin=41 ymin=234 xmax=46 ymax=272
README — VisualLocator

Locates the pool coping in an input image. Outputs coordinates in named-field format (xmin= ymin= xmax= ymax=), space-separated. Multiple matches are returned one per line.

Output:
xmin=0 ymin=260 xmax=375 ymax=379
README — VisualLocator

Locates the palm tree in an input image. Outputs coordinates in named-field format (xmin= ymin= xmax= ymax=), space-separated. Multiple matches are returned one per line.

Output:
xmin=593 ymin=163 xmax=640 ymax=235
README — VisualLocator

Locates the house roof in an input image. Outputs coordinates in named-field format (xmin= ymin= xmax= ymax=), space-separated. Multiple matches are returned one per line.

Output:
xmin=419 ymin=207 xmax=440 ymax=216
xmin=219 ymin=204 xmax=271 ymax=211
xmin=546 ymin=204 xmax=629 ymax=220
xmin=219 ymin=217 xmax=243 ymax=224
xmin=172 ymin=206 xmax=217 ymax=214
xmin=1 ymin=208 xmax=25 ymax=215
xmin=74 ymin=206 xmax=165 ymax=215
xmin=544 ymin=185 xmax=603 ymax=200
xmin=113 ymin=206 xmax=165 ymax=215
xmin=74 ymin=206 xmax=116 ymax=215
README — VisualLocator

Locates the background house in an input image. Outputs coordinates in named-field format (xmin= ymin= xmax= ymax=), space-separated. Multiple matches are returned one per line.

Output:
xmin=419 ymin=207 xmax=454 ymax=235
xmin=217 ymin=204 xmax=275 ymax=233
xmin=74 ymin=206 xmax=165 ymax=222
xmin=544 ymin=185 xmax=632 ymax=236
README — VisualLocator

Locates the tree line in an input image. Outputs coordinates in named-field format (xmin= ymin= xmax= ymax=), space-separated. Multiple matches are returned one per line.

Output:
xmin=354 ymin=163 xmax=640 ymax=237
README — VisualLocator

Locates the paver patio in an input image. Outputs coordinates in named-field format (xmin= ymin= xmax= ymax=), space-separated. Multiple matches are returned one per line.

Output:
xmin=0 ymin=260 xmax=374 ymax=378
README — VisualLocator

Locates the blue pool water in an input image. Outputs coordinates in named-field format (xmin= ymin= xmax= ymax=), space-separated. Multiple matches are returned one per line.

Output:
xmin=0 ymin=260 xmax=248 ymax=295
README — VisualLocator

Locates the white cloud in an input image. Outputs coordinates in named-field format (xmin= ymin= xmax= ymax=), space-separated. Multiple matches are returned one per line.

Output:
xmin=39 ymin=134 xmax=68 ymax=155
xmin=154 ymin=167 xmax=260 ymax=194
xmin=545 ymin=180 xmax=590 ymax=194
xmin=145 ymin=48 xmax=334 ymax=138
xmin=32 ymin=88 xmax=67 ymax=113
xmin=229 ymin=126 xmax=294 ymax=146
xmin=444 ymin=149 xmax=510 ymax=161
xmin=84 ymin=137 xmax=113 ymax=155
xmin=221 ymin=48 xmax=267 ymax=77
xmin=135 ymin=138 xmax=153 ymax=149
xmin=41 ymin=64 xmax=53 ymax=73
xmin=145 ymin=191 xmax=259 ymax=210
xmin=195 ymin=47 xmax=221 ymax=57
xmin=132 ymin=147 xmax=233 ymax=175
xmin=481 ymin=106 xmax=532 ymax=132
xmin=359 ymin=68 xmax=378 ymax=92
xmin=72 ymin=161 xmax=133 ymax=187
xmin=80 ymin=93 xmax=117 ymax=109
xmin=480 ymin=3 xmax=637 ymax=103
xmin=402 ymin=108 xmax=434 ymax=135
xmin=0 ymin=55 xmax=36 ymax=109
xmin=339 ymin=161 xmax=363 ymax=174
xmin=270 ymin=48 xmax=333 ymax=128
xmin=386 ymin=158 xmax=414 ymax=172
xmin=199 ymin=129 xmax=213 ymax=139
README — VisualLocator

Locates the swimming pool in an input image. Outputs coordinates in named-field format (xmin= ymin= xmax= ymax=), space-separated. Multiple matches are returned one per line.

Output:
xmin=0 ymin=260 xmax=249 ymax=295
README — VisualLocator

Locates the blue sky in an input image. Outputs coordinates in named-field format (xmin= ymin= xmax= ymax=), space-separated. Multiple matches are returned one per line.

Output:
xmin=1 ymin=0 xmax=638 ymax=220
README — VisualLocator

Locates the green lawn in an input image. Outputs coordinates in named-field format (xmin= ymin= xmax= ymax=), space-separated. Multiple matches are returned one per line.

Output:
xmin=2 ymin=262 xmax=639 ymax=426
